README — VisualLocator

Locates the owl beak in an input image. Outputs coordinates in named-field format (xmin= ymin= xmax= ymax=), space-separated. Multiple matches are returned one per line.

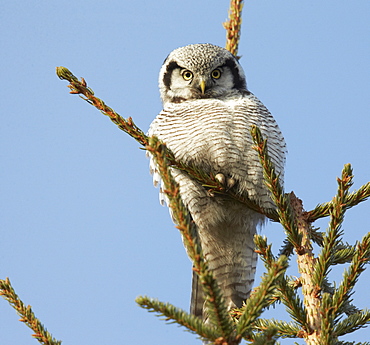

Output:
xmin=199 ymin=80 xmax=206 ymax=95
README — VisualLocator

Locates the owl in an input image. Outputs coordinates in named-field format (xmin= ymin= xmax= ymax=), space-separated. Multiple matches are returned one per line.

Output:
xmin=148 ymin=43 xmax=286 ymax=321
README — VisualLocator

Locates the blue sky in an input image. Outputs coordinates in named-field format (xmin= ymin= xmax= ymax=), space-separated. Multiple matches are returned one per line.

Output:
xmin=1 ymin=1 xmax=369 ymax=344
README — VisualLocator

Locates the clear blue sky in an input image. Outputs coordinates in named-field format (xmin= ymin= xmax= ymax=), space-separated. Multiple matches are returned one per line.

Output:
xmin=1 ymin=1 xmax=369 ymax=344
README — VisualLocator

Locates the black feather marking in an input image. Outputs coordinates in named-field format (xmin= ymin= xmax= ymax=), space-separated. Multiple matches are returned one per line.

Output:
xmin=222 ymin=58 xmax=247 ymax=90
xmin=163 ymin=60 xmax=181 ymax=90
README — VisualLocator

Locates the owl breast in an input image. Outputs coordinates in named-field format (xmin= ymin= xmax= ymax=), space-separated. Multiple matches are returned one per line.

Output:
xmin=149 ymin=92 xmax=285 ymax=209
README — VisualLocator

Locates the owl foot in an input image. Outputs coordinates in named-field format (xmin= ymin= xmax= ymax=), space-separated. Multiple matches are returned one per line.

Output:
xmin=215 ymin=173 xmax=236 ymax=191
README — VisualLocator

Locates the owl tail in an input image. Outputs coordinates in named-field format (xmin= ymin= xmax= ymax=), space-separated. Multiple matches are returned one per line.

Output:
xmin=190 ymin=264 xmax=255 ymax=321
xmin=189 ymin=230 xmax=258 ymax=321
xmin=190 ymin=270 xmax=204 ymax=318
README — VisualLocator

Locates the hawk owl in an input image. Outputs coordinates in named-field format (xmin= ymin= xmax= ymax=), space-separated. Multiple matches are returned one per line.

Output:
xmin=148 ymin=43 xmax=286 ymax=321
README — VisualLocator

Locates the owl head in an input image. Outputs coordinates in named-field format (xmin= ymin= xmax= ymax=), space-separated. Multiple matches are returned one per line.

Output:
xmin=159 ymin=43 xmax=247 ymax=104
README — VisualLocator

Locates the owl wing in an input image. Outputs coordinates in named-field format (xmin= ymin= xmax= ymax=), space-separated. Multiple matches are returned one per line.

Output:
xmin=233 ymin=92 xmax=286 ymax=199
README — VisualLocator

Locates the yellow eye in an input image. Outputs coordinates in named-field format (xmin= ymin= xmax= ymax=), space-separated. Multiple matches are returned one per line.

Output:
xmin=211 ymin=69 xmax=222 ymax=79
xmin=182 ymin=70 xmax=193 ymax=81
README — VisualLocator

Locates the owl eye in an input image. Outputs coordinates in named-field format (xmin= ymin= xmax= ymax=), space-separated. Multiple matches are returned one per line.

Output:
xmin=211 ymin=69 xmax=222 ymax=79
xmin=182 ymin=70 xmax=193 ymax=81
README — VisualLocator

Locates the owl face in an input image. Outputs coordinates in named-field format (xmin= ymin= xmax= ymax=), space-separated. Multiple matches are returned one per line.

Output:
xmin=159 ymin=44 xmax=247 ymax=104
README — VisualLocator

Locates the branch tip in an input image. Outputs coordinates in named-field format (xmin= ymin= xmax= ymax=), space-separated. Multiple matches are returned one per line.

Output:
xmin=56 ymin=66 xmax=78 ymax=82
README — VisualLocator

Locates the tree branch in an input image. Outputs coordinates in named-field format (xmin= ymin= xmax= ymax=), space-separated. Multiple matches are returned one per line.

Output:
xmin=250 ymin=125 xmax=301 ymax=248
xmin=135 ymin=296 xmax=218 ymax=341
xmin=305 ymin=179 xmax=370 ymax=223
xmin=0 ymin=278 xmax=61 ymax=345
xmin=224 ymin=0 xmax=244 ymax=56
xmin=145 ymin=136 xmax=236 ymax=343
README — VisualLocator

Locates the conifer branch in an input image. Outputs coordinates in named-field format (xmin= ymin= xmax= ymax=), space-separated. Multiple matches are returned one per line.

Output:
xmin=224 ymin=0 xmax=244 ymax=57
xmin=278 ymin=239 xmax=295 ymax=258
xmin=334 ymin=309 xmax=370 ymax=336
xmin=251 ymin=236 xmax=282 ymax=309
xmin=135 ymin=296 xmax=217 ymax=340
xmin=146 ymin=136 xmax=236 ymax=342
xmin=319 ymin=232 xmax=370 ymax=343
xmin=251 ymin=127 xmax=316 ymax=336
xmin=250 ymin=125 xmax=301 ymax=249
xmin=320 ymin=278 xmax=359 ymax=317
xmin=56 ymin=66 xmax=149 ymax=147
xmin=319 ymin=169 xmax=370 ymax=342
xmin=308 ymin=226 xmax=324 ymax=247
xmin=320 ymin=292 xmax=336 ymax=343
xmin=313 ymin=165 xmax=353 ymax=292
xmin=254 ymin=235 xmax=276 ymax=268
xmin=0 ymin=278 xmax=61 ymax=345
xmin=345 ymin=180 xmax=370 ymax=208
xmin=306 ymin=181 xmax=370 ymax=223
xmin=332 ymin=245 xmax=357 ymax=265
xmin=253 ymin=236 xmax=307 ymax=325
xmin=251 ymin=327 xmax=279 ymax=345
xmin=277 ymin=276 xmax=307 ymax=330
xmin=253 ymin=318 xmax=302 ymax=338
xmin=331 ymin=232 xmax=370 ymax=319
xmin=279 ymin=225 xmax=324 ymax=259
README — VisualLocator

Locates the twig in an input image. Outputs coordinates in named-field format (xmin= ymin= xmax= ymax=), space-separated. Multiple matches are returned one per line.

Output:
xmin=224 ymin=0 xmax=244 ymax=56
xmin=136 ymin=296 xmax=217 ymax=341
xmin=0 ymin=278 xmax=61 ymax=345
xmin=56 ymin=67 xmax=148 ymax=146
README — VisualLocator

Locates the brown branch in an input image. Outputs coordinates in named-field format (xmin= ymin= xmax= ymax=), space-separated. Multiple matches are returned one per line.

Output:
xmin=0 ymin=278 xmax=61 ymax=345
xmin=224 ymin=0 xmax=244 ymax=56
xmin=56 ymin=67 xmax=148 ymax=147
xmin=290 ymin=195 xmax=321 ymax=345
